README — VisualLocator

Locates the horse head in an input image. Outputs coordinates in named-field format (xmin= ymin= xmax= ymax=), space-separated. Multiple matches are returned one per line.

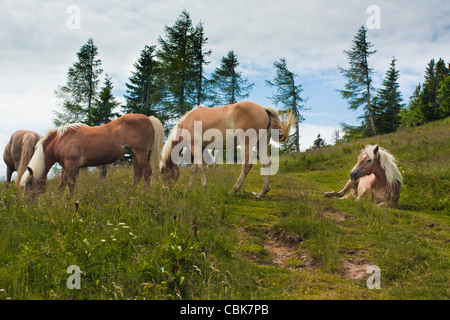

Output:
xmin=349 ymin=144 xmax=379 ymax=181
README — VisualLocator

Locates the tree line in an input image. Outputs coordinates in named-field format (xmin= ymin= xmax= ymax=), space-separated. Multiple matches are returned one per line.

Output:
xmin=53 ymin=10 xmax=307 ymax=152
xmin=53 ymin=12 xmax=449 ymax=152
xmin=338 ymin=25 xmax=450 ymax=141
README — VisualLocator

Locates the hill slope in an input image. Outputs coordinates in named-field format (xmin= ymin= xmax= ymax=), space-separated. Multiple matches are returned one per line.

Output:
xmin=0 ymin=118 xmax=448 ymax=300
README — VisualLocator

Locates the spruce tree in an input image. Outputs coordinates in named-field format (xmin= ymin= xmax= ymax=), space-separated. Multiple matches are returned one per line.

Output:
xmin=419 ymin=58 xmax=449 ymax=121
xmin=192 ymin=21 xmax=212 ymax=106
xmin=54 ymin=37 xmax=103 ymax=126
xmin=373 ymin=57 xmax=404 ymax=134
xmin=338 ymin=26 xmax=377 ymax=136
xmin=266 ymin=58 xmax=308 ymax=152
xmin=90 ymin=75 xmax=120 ymax=126
xmin=157 ymin=10 xmax=196 ymax=118
xmin=437 ymin=75 xmax=450 ymax=118
xmin=211 ymin=50 xmax=254 ymax=105
xmin=123 ymin=45 xmax=161 ymax=117
xmin=312 ymin=133 xmax=325 ymax=149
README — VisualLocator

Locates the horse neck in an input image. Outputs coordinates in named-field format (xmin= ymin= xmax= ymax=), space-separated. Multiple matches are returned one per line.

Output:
xmin=372 ymin=158 xmax=388 ymax=187
xmin=41 ymin=135 xmax=58 ymax=177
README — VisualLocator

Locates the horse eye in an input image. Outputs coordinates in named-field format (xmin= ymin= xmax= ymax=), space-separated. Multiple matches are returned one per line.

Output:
xmin=367 ymin=159 xmax=371 ymax=163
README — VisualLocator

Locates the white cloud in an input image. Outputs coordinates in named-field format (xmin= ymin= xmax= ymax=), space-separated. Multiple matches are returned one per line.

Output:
xmin=1 ymin=0 xmax=449 ymax=179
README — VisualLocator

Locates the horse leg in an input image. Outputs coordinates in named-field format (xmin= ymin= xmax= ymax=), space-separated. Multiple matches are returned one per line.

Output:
xmin=230 ymin=163 xmax=253 ymax=194
xmin=324 ymin=179 xmax=358 ymax=199
xmin=58 ymin=168 xmax=67 ymax=194
xmin=198 ymin=161 xmax=207 ymax=189
xmin=99 ymin=165 xmax=107 ymax=179
xmin=132 ymin=152 xmax=152 ymax=188
xmin=63 ymin=163 xmax=78 ymax=196
xmin=257 ymin=140 xmax=271 ymax=198
xmin=5 ymin=166 xmax=13 ymax=189
xmin=229 ymin=142 xmax=253 ymax=194
xmin=187 ymin=164 xmax=198 ymax=189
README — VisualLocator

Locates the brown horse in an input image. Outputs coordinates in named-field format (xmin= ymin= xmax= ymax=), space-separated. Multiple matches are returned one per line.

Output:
xmin=160 ymin=101 xmax=294 ymax=197
xmin=20 ymin=114 xmax=164 ymax=194
xmin=3 ymin=130 xmax=41 ymax=189
xmin=324 ymin=145 xmax=403 ymax=207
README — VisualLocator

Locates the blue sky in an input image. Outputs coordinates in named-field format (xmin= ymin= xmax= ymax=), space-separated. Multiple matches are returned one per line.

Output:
xmin=1 ymin=0 xmax=449 ymax=180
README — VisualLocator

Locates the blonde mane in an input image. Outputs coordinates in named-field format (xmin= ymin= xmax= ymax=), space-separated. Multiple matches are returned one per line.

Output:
xmin=363 ymin=145 xmax=403 ymax=185
xmin=20 ymin=138 xmax=45 ymax=186
xmin=159 ymin=110 xmax=193 ymax=169
xmin=56 ymin=123 xmax=87 ymax=137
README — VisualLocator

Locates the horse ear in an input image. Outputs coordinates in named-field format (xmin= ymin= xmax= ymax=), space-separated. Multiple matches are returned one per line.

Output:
xmin=373 ymin=145 xmax=379 ymax=155
xmin=361 ymin=144 xmax=365 ymax=149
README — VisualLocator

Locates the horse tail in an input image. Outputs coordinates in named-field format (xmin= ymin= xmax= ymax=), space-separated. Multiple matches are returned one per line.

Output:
xmin=148 ymin=116 xmax=165 ymax=175
xmin=15 ymin=133 xmax=39 ymax=187
xmin=264 ymin=107 xmax=295 ymax=142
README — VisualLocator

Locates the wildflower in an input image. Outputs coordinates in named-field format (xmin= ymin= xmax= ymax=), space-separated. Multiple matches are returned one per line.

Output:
xmin=101 ymin=239 xmax=106 ymax=243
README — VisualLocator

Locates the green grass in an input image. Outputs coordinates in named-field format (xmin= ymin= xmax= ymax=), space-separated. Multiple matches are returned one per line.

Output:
xmin=0 ymin=118 xmax=448 ymax=300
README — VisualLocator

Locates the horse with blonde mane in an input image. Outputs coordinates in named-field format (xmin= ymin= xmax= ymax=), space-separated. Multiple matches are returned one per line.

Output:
xmin=160 ymin=101 xmax=295 ymax=197
xmin=324 ymin=145 xmax=403 ymax=207
xmin=3 ymin=130 xmax=41 ymax=189
xmin=20 ymin=114 xmax=164 ymax=194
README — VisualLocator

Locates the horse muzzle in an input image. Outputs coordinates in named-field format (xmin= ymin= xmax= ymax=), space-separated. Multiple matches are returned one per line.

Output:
xmin=350 ymin=169 xmax=361 ymax=181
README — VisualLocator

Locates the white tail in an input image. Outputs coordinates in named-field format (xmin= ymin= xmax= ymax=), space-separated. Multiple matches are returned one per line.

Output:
xmin=148 ymin=116 xmax=165 ymax=177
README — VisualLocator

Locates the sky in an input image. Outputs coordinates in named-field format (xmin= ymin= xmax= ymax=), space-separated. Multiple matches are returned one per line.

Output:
xmin=1 ymin=0 xmax=449 ymax=180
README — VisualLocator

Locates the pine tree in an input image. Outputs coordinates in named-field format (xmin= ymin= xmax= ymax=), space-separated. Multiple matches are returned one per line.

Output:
xmin=338 ymin=26 xmax=377 ymax=136
xmin=211 ymin=50 xmax=254 ymax=105
xmin=123 ymin=45 xmax=161 ymax=117
xmin=312 ymin=134 xmax=325 ymax=149
xmin=419 ymin=58 xmax=449 ymax=121
xmin=90 ymin=75 xmax=120 ymax=126
xmin=373 ymin=57 xmax=404 ymax=134
xmin=157 ymin=10 xmax=196 ymax=118
xmin=437 ymin=75 xmax=450 ymax=118
xmin=54 ymin=37 xmax=103 ymax=126
xmin=191 ymin=21 xmax=212 ymax=106
xmin=266 ymin=58 xmax=308 ymax=152
xmin=399 ymin=83 xmax=424 ymax=127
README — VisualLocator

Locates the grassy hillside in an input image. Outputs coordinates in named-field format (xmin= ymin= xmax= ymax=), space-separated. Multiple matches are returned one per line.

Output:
xmin=0 ymin=118 xmax=448 ymax=300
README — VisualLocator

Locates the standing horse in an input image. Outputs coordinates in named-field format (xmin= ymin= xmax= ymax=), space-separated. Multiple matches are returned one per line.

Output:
xmin=324 ymin=145 xmax=403 ymax=207
xmin=20 ymin=114 xmax=164 ymax=194
xmin=160 ymin=101 xmax=294 ymax=197
xmin=3 ymin=130 xmax=41 ymax=189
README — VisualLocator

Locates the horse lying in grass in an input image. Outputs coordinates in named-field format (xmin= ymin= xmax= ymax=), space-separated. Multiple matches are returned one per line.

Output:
xmin=324 ymin=145 xmax=403 ymax=207
xmin=20 ymin=114 xmax=164 ymax=194
xmin=3 ymin=130 xmax=41 ymax=189
xmin=160 ymin=101 xmax=295 ymax=197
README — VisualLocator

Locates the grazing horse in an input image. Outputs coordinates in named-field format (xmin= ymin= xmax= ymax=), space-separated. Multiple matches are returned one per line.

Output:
xmin=3 ymin=130 xmax=41 ymax=189
xmin=20 ymin=114 xmax=164 ymax=194
xmin=324 ymin=145 xmax=403 ymax=207
xmin=160 ymin=101 xmax=294 ymax=197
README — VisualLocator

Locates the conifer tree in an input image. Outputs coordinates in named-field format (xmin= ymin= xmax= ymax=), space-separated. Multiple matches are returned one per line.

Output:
xmin=123 ymin=45 xmax=161 ymax=117
xmin=266 ymin=58 xmax=308 ymax=152
xmin=312 ymin=133 xmax=325 ymax=149
xmin=54 ymin=37 xmax=103 ymax=126
xmin=211 ymin=50 xmax=254 ymax=105
xmin=90 ymin=75 xmax=120 ymax=126
xmin=418 ymin=58 xmax=449 ymax=121
xmin=192 ymin=21 xmax=212 ymax=106
xmin=338 ymin=26 xmax=377 ymax=136
xmin=157 ymin=10 xmax=196 ymax=118
xmin=373 ymin=57 xmax=404 ymax=134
